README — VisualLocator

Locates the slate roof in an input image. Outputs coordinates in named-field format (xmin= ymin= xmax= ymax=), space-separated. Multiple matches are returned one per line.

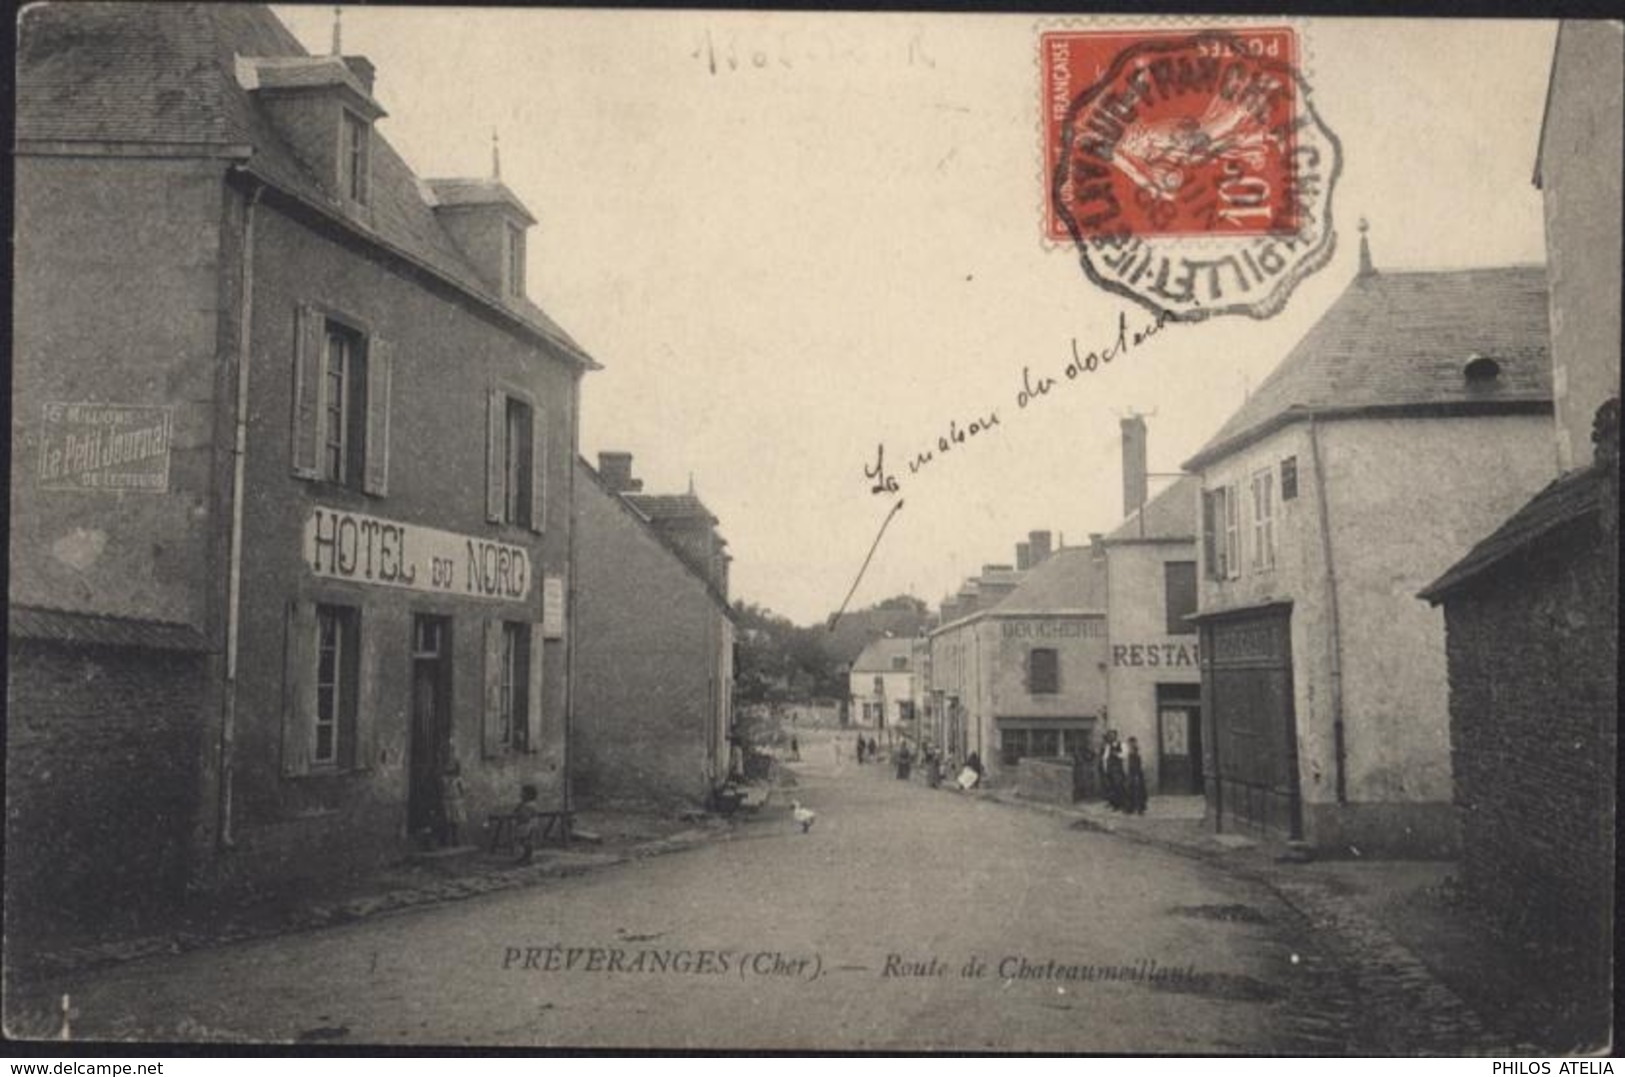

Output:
xmin=989 ymin=547 xmax=1108 ymax=615
xmin=576 ymin=457 xmax=734 ymax=618
xmin=1106 ymin=474 xmax=1199 ymax=543
xmin=16 ymin=2 xmax=594 ymax=369
xmin=851 ymin=637 xmax=915 ymax=673
xmin=1418 ymin=465 xmax=1605 ymax=603
xmin=1184 ymin=266 xmax=1552 ymax=471
xmin=9 ymin=604 xmax=213 ymax=653
xmin=425 ymin=177 xmax=537 ymax=225
xmin=623 ymin=493 xmax=719 ymax=526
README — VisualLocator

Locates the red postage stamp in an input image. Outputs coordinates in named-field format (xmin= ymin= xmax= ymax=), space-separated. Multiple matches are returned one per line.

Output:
xmin=1041 ymin=26 xmax=1340 ymax=321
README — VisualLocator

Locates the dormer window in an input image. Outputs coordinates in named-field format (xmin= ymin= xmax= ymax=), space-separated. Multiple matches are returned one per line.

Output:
xmin=341 ymin=109 xmax=371 ymax=205
xmin=505 ymin=221 xmax=526 ymax=297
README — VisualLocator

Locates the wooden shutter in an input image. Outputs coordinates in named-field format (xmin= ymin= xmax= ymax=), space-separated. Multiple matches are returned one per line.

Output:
xmin=354 ymin=607 xmax=379 ymax=771
xmin=291 ymin=305 xmax=325 ymax=479
xmin=281 ymin=599 xmax=317 ymax=776
xmin=482 ymin=619 xmax=504 ymax=758
xmin=486 ymin=390 xmax=505 ymax=523
xmin=1201 ymin=491 xmax=1217 ymax=580
xmin=530 ymin=403 xmax=546 ymax=532
xmin=362 ymin=337 xmax=393 ymax=497
xmin=525 ymin=625 xmax=544 ymax=753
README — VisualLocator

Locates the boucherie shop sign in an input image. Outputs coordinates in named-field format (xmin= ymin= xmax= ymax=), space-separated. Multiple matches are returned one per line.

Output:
xmin=304 ymin=507 xmax=531 ymax=602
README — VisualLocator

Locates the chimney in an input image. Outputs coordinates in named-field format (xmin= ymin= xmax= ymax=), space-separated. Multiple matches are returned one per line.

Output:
xmin=1015 ymin=542 xmax=1032 ymax=571
xmin=597 ymin=451 xmax=642 ymax=493
xmin=342 ymin=56 xmax=376 ymax=95
xmin=1028 ymin=530 xmax=1053 ymax=565
xmin=1121 ymin=414 xmax=1148 ymax=520
xmin=1089 ymin=532 xmax=1106 ymax=559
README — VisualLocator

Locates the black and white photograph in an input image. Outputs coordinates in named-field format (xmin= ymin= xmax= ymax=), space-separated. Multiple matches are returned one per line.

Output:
xmin=6 ymin=2 xmax=1620 ymax=1055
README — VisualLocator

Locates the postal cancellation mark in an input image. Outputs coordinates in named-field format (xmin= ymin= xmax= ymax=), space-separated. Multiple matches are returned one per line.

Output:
xmin=1042 ymin=27 xmax=1342 ymax=322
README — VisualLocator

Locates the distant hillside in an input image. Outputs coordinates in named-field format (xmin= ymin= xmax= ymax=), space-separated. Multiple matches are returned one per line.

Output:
xmin=822 ymin=601 xmax=932 ymax=667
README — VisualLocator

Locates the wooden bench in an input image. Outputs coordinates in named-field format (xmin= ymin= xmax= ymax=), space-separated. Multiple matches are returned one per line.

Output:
xmin=487 ymin=809 xmax=573 ymax=853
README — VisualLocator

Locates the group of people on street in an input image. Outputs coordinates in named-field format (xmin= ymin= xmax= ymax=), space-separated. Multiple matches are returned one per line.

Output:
xmin=1097 ymin=730 xmax=1148 ymax=814
xmin=854 ymin=736 xmax=880 ymax=764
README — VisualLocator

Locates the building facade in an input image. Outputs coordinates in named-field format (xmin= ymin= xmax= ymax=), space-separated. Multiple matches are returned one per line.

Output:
xmin=848 ymin=638 xmax=916 ymax=732
xmin=10 ymin=3 xmax=595 ymax=919
xmin=1099 ymin=471 xmax=1203 ymax=797
xmin=1185 ymin=258 xmax=1557 ymax=856
xmin=929 ymin=547 xmax=1109 ymax=778
xmin=571 ymin=453 xmax=735 ymax=809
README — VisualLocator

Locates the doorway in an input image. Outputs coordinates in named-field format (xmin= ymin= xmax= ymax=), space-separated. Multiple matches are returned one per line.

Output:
xmin=408 ymin=614 xmax=452 ymax=843
xmin=1157 ymin=683 xmax=1204 ymax=795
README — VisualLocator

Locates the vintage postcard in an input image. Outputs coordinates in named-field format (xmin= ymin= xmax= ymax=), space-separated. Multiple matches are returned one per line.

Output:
xmin=8 ymin=3 xmax=1620 ymax=1056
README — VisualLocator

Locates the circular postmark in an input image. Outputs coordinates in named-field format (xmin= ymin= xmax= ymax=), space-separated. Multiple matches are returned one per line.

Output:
xmin=1049 ymin=28 xmax=1341 ymax=322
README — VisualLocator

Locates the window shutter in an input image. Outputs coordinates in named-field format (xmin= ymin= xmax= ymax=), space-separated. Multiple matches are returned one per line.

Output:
xmin=526 ymin=626 xmax=544 ymax=753
xmin=362 ymin=337 xmax=393 ymax=496
xmin=482 ymin=619 xmax=504 ymax=758
xmin=530 ymin=404 xmax=546 ymax=533
xmin=354 ymin=607 xmax=379 ymax=771
xmin=291 ymin=305 xmax=325 ymax=479
xmin=281 ymin=599 xmax=316 ymax=776
xmin=486 ymin=390 xmax=505 ymax=523
xmin=1201 ymin=491 xmax=1217 ymax=580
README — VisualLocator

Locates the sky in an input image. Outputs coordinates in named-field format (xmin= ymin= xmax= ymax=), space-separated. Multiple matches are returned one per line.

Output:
xmin=277 ymin=8 xmax=1557 ymax=625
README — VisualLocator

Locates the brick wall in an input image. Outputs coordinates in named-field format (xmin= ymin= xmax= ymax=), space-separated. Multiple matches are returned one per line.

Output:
xmin=1441 ymin=516 xmax=1615 ymax=991
xmin=5 ymin=641 xmax=205 ymax=937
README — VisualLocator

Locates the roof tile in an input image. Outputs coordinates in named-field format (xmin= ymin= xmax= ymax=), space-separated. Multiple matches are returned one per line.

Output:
xmin=1185 ymin=267 xmax=1552 ymax=469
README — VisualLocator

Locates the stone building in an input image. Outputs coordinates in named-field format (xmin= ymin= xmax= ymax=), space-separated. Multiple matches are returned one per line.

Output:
xmin=9 ymin=2 xmax=596 ymax=930
xmin=571 ymin=453 xmax=735 ymax=809
xmin=848 ymin=637 xmax=916 ymax=733
xmin=928 ymin=544 xmax=1108 ymax=779
xmin=1097 ymin=417 xmax=1203 ymax=796
xmin=1418 ymin=21 xmax=1619 ymax=1045
xmin=1183 ymin=248 xmax=1557 ymax=856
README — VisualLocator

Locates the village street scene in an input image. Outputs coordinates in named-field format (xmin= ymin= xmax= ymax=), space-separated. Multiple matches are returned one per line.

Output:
xmin=7 ymin=5 xmax=1619 ymax=1057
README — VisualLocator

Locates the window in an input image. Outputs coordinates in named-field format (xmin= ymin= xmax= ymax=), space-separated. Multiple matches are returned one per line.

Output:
xmin=1000 ymin=728 xmax=1027 ymax=767
xmin=1029 ymin=648 xmax=1059 ymax=694
xmin=484 ymin=618 xmax=541 ymax=756
xmin=1280 ymin=455 xmax=1299 ymax=501
xmin=498 ymin=622 xmax=531 ymax=751
xmin=505 ymin=222 xmax=526 ymax=297
xmin=291 ymin=306 xmax=391 ymax=494
xmin=322 ymin=324 xmax=367 ymax=485
xmin=891 ymin=655 xmax=908 ymax=671
xmin=1203 ymin=485 xmax=1241 ymax=580
xmin=313 ymin=605 xmax=359 ymax=767
xmin=1164 ymin=561 xmax=1198 ymax=634
xmin=341 ymin=110 xmax=370 ymax=205
xmin=1251 ymin=468 xmax=1277 ymax=571
xmin=873 ymin=675 xmax=885 ymax=695
xmin=487 ymin=390 xmax=544 ymax=530
xmin=503 ymin=397 xmax=532 ymax=525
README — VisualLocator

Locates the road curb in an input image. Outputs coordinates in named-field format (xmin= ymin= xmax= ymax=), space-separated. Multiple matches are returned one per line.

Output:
xmin=16 ymin=825 xmax=731 ymax=984
xmin=980 ymin=786 xmax=1545 ymax=1054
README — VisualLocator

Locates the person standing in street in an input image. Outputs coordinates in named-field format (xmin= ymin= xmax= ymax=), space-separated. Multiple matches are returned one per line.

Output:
xmin=1125 ymin=737 xmax=1148 ymax=815
xmin=1103 ymin=736 xmax=1126 ymax=811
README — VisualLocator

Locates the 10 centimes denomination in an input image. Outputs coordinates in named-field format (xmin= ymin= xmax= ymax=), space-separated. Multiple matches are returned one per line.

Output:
xmin=1043 ymin=27 xmax=1342 ymax=322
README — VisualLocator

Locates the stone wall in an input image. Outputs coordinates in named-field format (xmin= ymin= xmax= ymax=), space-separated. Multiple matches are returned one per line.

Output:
xmin=1441 ymin=514 xmax=1615 ymax=994
xmin=5 ymin=641 xmax=206 ymax=936
xmin=1015 ymin=757 xmax=1080 ymax=806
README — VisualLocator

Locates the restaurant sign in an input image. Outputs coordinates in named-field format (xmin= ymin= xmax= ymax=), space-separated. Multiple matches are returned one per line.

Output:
xmin=305 ymin=507 xmax=532 ymax=602
xmin=38 ymin=403 xmax=173 ymax=493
